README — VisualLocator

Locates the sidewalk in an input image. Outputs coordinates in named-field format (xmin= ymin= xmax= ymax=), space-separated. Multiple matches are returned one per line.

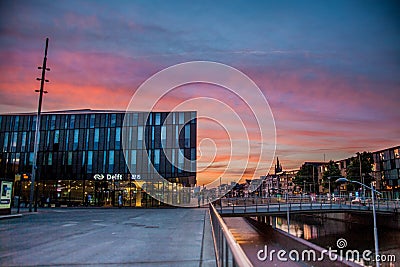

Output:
xmin=0 ymin=207 xmax=216 ymax=266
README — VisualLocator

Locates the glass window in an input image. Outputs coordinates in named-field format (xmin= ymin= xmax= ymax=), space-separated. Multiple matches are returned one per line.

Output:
xmin=151 ymin=126 xmax=155 ymax=148
xmin=111 ymin=114 xmax=116 ymax=127
xmin=32 ymin=116 xmax=37 ymax=131
xmin=54 ymin=130 xmax=59 ymax=144
xmin=29 ymin=152 xmax=34 ymax=165
xmin=179 ymin=112 xmax=184 ymax=124
xmin=73 ymin=129 xmax=79 ymax=150
xmin=21 ymin=132 xmax=27 ymax=151
xmin=171 ymin=150 xmax=175 ymax=173
xmin=85 ymin=129 xmax=89 ymax=149
xmin=48 ymin=153 xmax=52 ymax=165
xmin=68 ymin=152 xmax=72 ymax=165
xmin=14 ymin=116 xmax=19 ymax=130
xmin=161 ymin=126 xmax=166 ymax=148
xmin=178 ymin=149 xmax=184 ymax=173
xmin=90 ymin=114 xmax=95 ymax=128
xmin=65 ymin=130 xmax=69 ymax=150
xmin=70 ymin=115 xmax=75 ymax=128
xmin=106 ymin=128 xmax=111 ymax=150
xmin=130 ymin=150 xmax=137 ymax=173
xmin=82 ymin=151 xmax=86 ymax=166
xmin=88 ymin=151 xmax=93 ymax=173
xmin=3 ymin=132 xmax=8 ymax=152
xmin=137 ymin=126 xmax=143 ymax=148
xmin=11 ymin=132 xmax=17 ymax=151
xmin=94 ymin=128 xmax=99 ymax=150
xmin=103 ymin=151 xmax=107 ymax=173
xmin=155 ymin=113 xmax=161 ymax=125
xmin=46 ymin=131 xmax=51 ymax=147
xmin=115 ymin=127 xmax=121 ymax=150
xmin=108 ymin=150 xmax=114 ymax=173
xmin=184 ymin=124 xmax=190 ymax=148
xmin=154 ymin=149 xmax=160 ymax=171
xmin=148 ymin=150 xmax=152 ymax=173
xmin=175 ymin=125 xmax=179 ymax=147
xmin=50 ymin=115 xmax=56 ymax=130
xmin=132 ymin=113 xmax=138 ymax=126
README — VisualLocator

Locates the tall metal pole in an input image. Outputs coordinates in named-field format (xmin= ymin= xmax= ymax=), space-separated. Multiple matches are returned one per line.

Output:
xmin=359 ymin=153 xmax=365 ymax=200
xmin=29 ymin=38 xmax=50 ymax=212
xmin=371 ymin=182 xmax=380 ymax=267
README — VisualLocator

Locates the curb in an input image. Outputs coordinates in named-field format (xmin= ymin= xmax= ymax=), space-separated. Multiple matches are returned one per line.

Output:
xmin=0 ymin=214 xmax=23 ymax=220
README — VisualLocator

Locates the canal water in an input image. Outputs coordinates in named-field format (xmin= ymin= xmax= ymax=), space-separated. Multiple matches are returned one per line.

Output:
xmin=272 ymin=214 xmax=399 ymax=267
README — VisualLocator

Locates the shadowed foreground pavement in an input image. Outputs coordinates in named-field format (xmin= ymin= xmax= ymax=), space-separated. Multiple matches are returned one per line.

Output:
xmin=0 ymin=208 xmax=216 ymax=267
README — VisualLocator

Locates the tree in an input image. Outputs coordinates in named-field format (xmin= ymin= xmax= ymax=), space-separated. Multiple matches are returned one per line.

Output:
xmin=322 ymin=160 xmax=341 ymax=190
xmin=293 ymin=163 xmax=318 ymax=193
xmin=345 ymin=151 xmax=374 ymax=190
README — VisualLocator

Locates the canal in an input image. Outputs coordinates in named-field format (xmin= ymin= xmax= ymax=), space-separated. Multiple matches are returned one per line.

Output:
xmin=271 ymin=214 xmax=399 ymax=266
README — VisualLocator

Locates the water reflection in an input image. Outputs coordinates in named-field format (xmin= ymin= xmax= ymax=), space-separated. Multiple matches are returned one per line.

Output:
xmin=270 ymin=214 xmax=399 ymax=267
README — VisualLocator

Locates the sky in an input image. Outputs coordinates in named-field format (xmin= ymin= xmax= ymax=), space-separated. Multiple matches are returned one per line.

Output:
xmin=0 ymin=0 xmax=399 ymax=185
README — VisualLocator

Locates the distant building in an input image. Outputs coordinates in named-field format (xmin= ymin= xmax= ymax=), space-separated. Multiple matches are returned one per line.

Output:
xmin=335 ymin=145 xmax=399 ymax=197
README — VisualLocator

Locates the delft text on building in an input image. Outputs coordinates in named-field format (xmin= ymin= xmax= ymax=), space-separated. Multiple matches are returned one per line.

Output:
xmin=0 ymin=110 xmax=197 ymax=207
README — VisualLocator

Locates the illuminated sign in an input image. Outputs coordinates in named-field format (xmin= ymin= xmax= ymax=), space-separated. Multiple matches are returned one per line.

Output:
xmin=92 ymin=174 xmax=141 ymax=181
xmin=0 ymin=181 xmax=13 ymax=209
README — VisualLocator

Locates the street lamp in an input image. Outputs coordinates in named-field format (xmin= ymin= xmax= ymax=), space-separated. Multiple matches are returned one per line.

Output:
xmin=336 ymin=177 xmax=382 ymax=267
xmin=30 ymin=38 xmax=50 ymax=212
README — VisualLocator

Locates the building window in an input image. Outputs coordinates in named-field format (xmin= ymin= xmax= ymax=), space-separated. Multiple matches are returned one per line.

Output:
xmin=32 ymin=116 xmax=37 ymax=131
xmin=130 ymin=150 xmax=137 ymax=173
xmin=90 ymin=114 xmax=95 ymax=128
xmin=11 ymin=132 xmax=17 ymax=152
xmin=115 ymin=127 xmax=121 ymax=150
xmin=54 ymin=130 xmax=59 ymax=144
xmin=179 ymin=112 xmax=184 ymax=124
xmin=137 ymin=126 xmax=143 ymax=149
xmin=70 ymin=115 xmax=75 ymax=129
xmin=14 ymin=116 xmax=19 ymax=131
xmin=68 ymin=152 xmax=72 ymax=165
xmin=178 ymin=149 xmax=184 ymax=173
xmin=161 ymin=126 xmax=166 ymax=148
xmin=73 ymin=129 xmax=79 ymax=150
xmin=111 ymin=114 xmax=116 ymax=127
xmin=50 ymin=115 xmax=56 ymax=130
xmin=108 ymin=150 xmax=114 ymax=173
xmin=3 ymin=132 xmax=8 ymax=152
xmin=29 ymin=152 xmax=34 ymax=165
xmin=21 ymin=132 xmax=27 ymax=152
xmin=155 ymin=113 xmax=161 ymax=125
xmin=94 ymin=128 xmax=99 ymax=150
xmin=48 ymin=153 xmax=52 ymax=165
xmin=184 ymin=124 xmax=190 ymax=148
xmin=154 ymin=149 xmax=160 ymax=172
xmin=87 ymin=151 xmax=93 ymax=173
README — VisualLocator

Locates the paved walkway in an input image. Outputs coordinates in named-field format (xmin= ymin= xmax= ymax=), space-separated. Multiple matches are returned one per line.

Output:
xmin=0 ymin=208 xmax=216 ymax=267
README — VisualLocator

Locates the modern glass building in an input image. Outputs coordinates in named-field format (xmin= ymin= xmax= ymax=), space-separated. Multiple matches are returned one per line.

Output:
xmin=0 ymin=109 xmax=196 ymax=207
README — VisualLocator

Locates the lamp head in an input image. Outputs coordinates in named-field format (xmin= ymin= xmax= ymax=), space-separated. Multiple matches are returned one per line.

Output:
xmin=335 ymin=177 xmax=349 ymax=183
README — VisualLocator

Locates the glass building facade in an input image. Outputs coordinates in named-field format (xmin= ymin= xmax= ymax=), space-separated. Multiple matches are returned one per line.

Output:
xmin=0 ymin=110 xmax=196 ymax=207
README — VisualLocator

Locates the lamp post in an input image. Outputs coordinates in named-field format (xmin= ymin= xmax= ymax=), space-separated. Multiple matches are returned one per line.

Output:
xmin=29 ymin=38 xmax=50 ymax=212
xmin=336 ymin=177 xmax=381 ymax=267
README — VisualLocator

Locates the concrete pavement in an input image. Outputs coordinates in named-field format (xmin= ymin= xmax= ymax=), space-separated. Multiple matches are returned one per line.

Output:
xmin=0 ymin=207 xmax=216 ymax=266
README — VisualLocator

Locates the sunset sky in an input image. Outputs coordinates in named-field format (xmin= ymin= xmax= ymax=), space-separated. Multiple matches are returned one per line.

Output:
xmin=0 ymin=0 xmax=399 ymax=185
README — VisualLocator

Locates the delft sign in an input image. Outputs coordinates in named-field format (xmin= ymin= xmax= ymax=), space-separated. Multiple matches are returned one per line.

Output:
xmin=93 ymin=174 xmax=141 ymax=181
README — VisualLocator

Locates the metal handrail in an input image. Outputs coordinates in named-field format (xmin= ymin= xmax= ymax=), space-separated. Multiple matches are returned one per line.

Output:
xmin=209 ymin=203 xmax=253 ymax=267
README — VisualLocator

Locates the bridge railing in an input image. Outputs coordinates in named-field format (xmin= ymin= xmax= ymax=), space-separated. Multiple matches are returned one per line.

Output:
xmin=216 ymin=196 xmax=399 ymax=214
xmin=209 ymin=203 xmax=253 ymax=267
